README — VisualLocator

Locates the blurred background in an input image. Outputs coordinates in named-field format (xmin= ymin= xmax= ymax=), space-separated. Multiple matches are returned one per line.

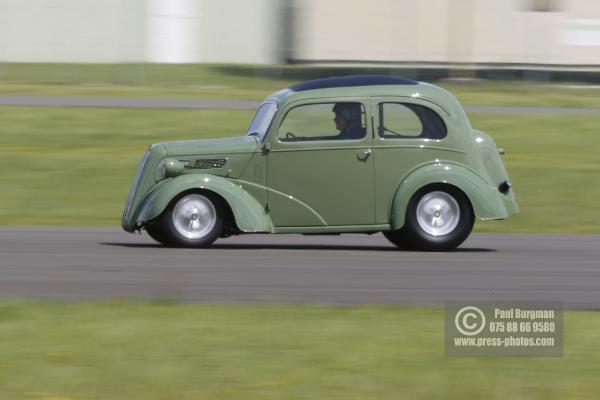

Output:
xmin=1 ymin=2 xmax=600 ymax=399
xmin=1 ymin=0 xmax=600 ymax=80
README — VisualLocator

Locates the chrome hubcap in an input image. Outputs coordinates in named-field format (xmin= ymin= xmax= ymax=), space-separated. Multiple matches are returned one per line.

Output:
xmin=416 ymin=191 xmax=460 ymax=236
xmin=171 ymin=194 xmax=216 ymax=239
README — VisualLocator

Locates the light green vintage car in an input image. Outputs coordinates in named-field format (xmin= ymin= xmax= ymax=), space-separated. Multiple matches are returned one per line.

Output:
xmin=122 ymin=75 xmax=518 ymax=251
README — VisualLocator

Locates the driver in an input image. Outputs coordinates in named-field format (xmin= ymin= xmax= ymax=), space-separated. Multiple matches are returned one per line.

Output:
xmin=332 ymin=103 xmax=365 ymax=140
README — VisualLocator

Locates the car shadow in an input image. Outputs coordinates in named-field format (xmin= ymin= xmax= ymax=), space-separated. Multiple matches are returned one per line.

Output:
xmin=99 ymin=242 xmax=496 ymax=253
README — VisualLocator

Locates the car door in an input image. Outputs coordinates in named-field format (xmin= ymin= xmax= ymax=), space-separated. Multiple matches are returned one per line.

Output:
xmin=370 ymin=96 xmax=451 ymax=224
xmin=266 ymin=99 xmax=375 ymax=227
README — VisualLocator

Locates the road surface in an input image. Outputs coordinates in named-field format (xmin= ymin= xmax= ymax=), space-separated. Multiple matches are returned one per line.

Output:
xmin=1 ymin=228 xmax=598 ymax=308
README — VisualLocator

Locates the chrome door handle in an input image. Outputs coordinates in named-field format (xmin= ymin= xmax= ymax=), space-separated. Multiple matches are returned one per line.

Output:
xmin=357 ymin=148 xmax=372 ymax=161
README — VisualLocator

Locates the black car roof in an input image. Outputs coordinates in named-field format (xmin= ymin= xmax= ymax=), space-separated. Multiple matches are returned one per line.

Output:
xmin=289 ymin=75 xmax=418 ymax=92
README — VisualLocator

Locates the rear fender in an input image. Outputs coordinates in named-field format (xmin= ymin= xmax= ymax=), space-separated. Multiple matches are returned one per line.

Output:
xmin=390 ymin=163 xmax=512 ymax=229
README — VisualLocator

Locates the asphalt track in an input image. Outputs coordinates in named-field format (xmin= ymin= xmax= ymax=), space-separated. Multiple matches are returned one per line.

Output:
xmin=1 ymin=228 xmax=599 ymax=309
xmin=1 ymin=95 xmax=600 ymax=114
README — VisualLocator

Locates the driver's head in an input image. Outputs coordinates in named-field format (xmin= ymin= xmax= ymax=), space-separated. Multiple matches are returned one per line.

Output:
xmin=332 ymin=103 xmax=361 ymax=131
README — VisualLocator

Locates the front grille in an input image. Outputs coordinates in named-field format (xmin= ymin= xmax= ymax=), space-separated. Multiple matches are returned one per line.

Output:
xmin=122 ymin=149 xmax=151 ymax=227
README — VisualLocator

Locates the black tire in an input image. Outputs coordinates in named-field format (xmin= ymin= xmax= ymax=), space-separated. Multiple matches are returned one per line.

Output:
xmin=161 ymin=192 xmax=224 ymax=248
xmin=382 ymin=230 xmax=410 ymax=249
xmin=385 ymin=185 xmax=474 ymax=251
xmin=145 ymin=223 xmax=172 ymax=246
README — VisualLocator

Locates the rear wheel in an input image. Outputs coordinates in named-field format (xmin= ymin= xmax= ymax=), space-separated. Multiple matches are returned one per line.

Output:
xmin=385 ymin=186 xmax=474 ymax=251
xmin=161 ymin=193 xmax=224 ymax=247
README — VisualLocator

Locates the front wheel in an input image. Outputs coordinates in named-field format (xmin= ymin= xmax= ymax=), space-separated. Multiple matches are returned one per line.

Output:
xmin=160 ymin=193 xmax=224 ymax=247
xmin=145 ymin=223 xmax=172 ymax=245
xmin=385 ymin=186 xmax=474 ymax=251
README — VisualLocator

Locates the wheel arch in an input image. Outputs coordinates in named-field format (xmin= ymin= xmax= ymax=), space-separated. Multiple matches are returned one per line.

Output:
xmin=390 ymin=163 xmax=509 ymax=230
xmin=136 ymin=174 xmax=273 ymax=233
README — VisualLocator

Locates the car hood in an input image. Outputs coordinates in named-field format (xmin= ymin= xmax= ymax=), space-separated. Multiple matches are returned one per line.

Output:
xmin=163 ymin=135 xmax=260 ymax=157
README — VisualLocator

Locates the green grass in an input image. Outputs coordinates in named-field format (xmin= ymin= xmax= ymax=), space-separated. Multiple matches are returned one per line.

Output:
xmin=1 ymin=106 xmax=599 ymax=232
xmin=471 ymin=113 xmax=600 ymax=233
xmin=0 ymin=107 xmax=253 ymax=226
xmin=0 ymin=64 xmax=294 ymax=86
xmin=442 ymin=81 xmax=600 ymax=109
xmin=2 ymin=63 xmax=600 ymax=107
xmin=0 ymin=302 xmax=597 ymax=400
xmin=0 ymin=64 xmax=295 ymax=100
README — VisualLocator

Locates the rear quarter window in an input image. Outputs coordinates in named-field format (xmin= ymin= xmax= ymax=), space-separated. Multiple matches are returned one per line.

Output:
xmin=377 ymin=103 xmax=447 ymax=140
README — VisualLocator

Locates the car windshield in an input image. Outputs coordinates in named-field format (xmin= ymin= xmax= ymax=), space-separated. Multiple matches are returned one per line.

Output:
xmin=246 ymin=101 xmax=277 ymax=140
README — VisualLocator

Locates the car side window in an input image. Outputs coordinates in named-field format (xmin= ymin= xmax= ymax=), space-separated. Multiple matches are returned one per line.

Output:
xmin=278 ymin=102 xmax=366 ymax=142
xmin=377 ymin=103 xmax=447 ymax=139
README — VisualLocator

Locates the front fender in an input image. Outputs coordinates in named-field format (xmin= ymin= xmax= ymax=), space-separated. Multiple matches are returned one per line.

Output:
xmin=390 ymin=163 xmax=518 ymax=229
xmin=136 ymin=174 xmax=273 ymax=233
